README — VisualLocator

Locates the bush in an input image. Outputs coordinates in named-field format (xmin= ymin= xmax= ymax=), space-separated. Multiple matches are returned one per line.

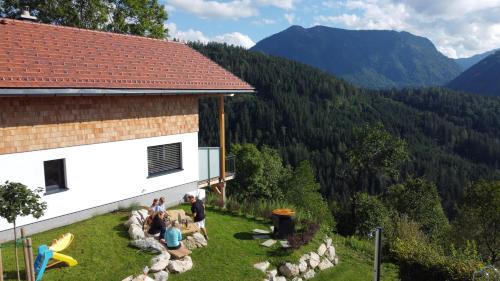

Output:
xmin=287 ymin=220 xmax=320 ymax=249
xmin=284 ymin=161 xmax=334 ymax=228
xmin=390 ymin=216 xmax=483 ymax=281
xmin=384 ymin=178 xmax=450 ymax=242
xmin=352 ymin=192 xmax=392 ymax=236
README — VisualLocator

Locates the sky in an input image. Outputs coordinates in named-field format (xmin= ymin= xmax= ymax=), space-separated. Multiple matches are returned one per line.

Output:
xmin=163 ymin=0 xmax=500 ymax=59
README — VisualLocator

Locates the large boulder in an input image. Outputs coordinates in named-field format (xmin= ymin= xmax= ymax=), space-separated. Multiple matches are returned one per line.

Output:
xmin=124 ymin=216 xmax=142 ymax=228
xmin=302 ymin=269 xmax=315 ymax=280
xmin=131 ymin=211 xmax=145 ymax=225
xmin=192 ymin=232 xmax=207 ymax=247
xmin=130 ymin=238 xmax=167 ymax=254
xmin=279 ymin=263 xmax=300 ymax=278
xmin=150 ymin=253 xmax=171 ymax=272
xmin=166 ymin=209 xmax=192 ymax=223
xmin=122 ymin=276 xmax=134 ymax=281
xmin=317 ymin=243 xmax=327 ymax=256
xmin=138 ymin=209 xmax=149 ymax=221
xmin=167 ymin=256 xmax=193 ymax=273
xmin=324 ymin=237 xmax=333 ymax=248
xmin=299 ymin=253 xmax=310 ymax=263
xmin=318 ymin=258 xmax=334 ymax=271
xmin=253 ymin=261 xmax=270 ymax=273
xmin=291 ymin=277 xmax=303 ymax=281
xmin=298 ymin=261 xmax=308 ymax=273
xmin=154 ymin=271 xmax=169 ymax=281
xmin=129 ymin=224 xmax=145 ymax=240
xmin=274 ymin=277 xmax=286 ymax=281
xmin=132 ymin=275 xmax=154 ymax=281
xmin=184 ymin=236 xmax=197 ymax=250
xmin=325 ymin=246 xmax=336 ymax=261
xmin=267 ymin=269 xmax=278 ymax=280
xmin=308 ymin=252 xmax=320 ymax=269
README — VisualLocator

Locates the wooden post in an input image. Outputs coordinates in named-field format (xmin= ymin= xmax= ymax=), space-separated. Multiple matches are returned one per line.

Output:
xmin=0 ymin=247 xmax=4 ymax=281
xmin=26 ymin=239 xmax=35 ymax=281
xmin=22 ymin=239 xmax=31 ymax=281
xmin=218 ymin=95 xmax=226 ymax=205
xmin=21 ymin=228 xmax=32 ymax=281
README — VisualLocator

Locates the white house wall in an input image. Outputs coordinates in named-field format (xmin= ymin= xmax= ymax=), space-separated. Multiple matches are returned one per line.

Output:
xmin=0 ymin=132 xmax=199 ymax=233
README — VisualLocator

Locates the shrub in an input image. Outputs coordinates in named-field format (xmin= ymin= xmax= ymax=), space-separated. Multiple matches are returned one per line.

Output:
xmin=225 ymin=197 xmax=241 ymax=213
xmin=352 ymin=192 xmax=392 ymax=236
xmin=390 ymin=216 xmax=483 ymax=281
xmin=284 ymin=161 xmax=334 ymax=228
xmin=287 ymin=220 xmax=320 ymax=249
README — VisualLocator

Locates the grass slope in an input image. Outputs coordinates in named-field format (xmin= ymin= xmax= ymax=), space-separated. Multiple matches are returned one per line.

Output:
xmin=1 ymin=207 xmax=399 ymax=281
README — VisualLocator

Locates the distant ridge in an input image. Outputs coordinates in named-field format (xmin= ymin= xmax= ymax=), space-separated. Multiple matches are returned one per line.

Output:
xmin=455 ymin=49 xmax=499 ymax=71
xmin=251 ymin=25 xmax=461 ymax=89
xmin=448 ymin=50 xmax=500 ymax=96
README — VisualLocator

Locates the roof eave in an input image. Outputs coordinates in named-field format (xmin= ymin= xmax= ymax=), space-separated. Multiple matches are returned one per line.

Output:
xmin=0 ymin=88 xmax=255 ymax=97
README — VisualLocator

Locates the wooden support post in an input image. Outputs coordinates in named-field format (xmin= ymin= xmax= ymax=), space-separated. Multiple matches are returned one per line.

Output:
xmin=26 ymin=239 xmax=35 ymax=281
xmin=218 ymin=95 xmax=226 ymax=206
xmin=0 ymin=247 xmax=4 ymax=281
xmin=21 ymin=228 xmax=32 ymax=281
xmin=22 ymin=239 xmax=31 ymax=281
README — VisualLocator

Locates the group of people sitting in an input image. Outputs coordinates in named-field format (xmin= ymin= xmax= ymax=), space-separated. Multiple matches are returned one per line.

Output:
xmin=144 ymin=195 xmax=208 ymax=251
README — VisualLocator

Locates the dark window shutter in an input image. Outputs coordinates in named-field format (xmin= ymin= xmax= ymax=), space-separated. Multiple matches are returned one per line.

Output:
xmin=147 ymin=143 xmax=182 ymax=176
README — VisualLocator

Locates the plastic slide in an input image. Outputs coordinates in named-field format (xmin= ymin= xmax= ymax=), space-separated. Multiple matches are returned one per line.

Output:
xmin=34 ymin=233 xmax=78 ymax=281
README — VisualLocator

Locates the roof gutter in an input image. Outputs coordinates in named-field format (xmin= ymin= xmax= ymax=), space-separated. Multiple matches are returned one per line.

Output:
xmin=0 ymin=88 xmax=255 ymax=97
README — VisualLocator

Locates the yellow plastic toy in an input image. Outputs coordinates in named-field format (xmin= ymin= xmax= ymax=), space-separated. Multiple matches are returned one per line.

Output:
xmin=34 ymin=233 xmax=78 ymax=281
xmin=47 ymin=233 xmax=78 ymax=267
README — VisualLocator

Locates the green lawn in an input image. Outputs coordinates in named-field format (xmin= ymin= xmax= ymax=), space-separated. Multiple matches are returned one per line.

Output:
xmin=1 ymin=206 xmax=400 ymax=281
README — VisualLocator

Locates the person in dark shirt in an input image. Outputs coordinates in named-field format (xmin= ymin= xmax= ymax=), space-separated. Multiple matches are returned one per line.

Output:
xmin=188 ymin=195 xmax=208 ymax=240
xmin=148 ymin=211 xmax=167 ymax=237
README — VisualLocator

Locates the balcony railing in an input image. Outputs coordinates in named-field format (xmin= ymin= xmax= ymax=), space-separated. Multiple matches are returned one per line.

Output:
xmin=198 ymin=147 xmax=235 ymax=187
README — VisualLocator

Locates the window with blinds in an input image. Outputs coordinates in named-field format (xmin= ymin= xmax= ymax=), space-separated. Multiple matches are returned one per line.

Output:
xmin=147 ymin=143 xmax=182 ymax=177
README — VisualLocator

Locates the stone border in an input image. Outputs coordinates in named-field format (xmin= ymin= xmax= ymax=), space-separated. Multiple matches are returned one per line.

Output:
xmin=254 ymin=236 xmax=339 ymax=281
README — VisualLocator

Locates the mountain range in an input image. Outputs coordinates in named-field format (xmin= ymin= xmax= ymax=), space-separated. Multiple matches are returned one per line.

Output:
xmin=455 ymin=49 xmax=499 ymax=71
xmin=251 ymin=25 xmax=462 ymax=89
xmin=193 ymin=42 xmax=500 ymax=214
xmin=448 ymin=50 xmax=500 ymax=96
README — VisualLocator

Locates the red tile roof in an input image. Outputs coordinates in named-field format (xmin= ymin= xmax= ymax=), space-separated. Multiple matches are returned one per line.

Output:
xmin=0 ymin=19 xmax=254 ymax=92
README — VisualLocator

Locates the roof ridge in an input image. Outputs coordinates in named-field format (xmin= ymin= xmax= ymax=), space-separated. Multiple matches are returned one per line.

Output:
xmin=0 ymin=17 xmax=185 ymax=45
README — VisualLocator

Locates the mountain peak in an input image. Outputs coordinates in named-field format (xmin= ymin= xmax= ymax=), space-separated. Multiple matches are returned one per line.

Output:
xmin=251 ymin=26 xmax=461 ymax=89
xmin=448 ymin=51 xmax=500 ymax=96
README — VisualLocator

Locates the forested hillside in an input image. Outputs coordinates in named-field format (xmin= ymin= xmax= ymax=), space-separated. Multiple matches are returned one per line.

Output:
xmin=455 ymin=48 xmax=499 ymax=71
xmin=193 ymin=43 xmax=500 ymax=215
xmin=251 ymin=25 xmax=461 ymax=89
xmin=448 ymin=51 xmax=500 ymax=96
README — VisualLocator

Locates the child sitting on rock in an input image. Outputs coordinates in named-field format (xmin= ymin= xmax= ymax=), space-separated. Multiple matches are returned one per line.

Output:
xmin=162 ymin=220 xmax=184 ymax=250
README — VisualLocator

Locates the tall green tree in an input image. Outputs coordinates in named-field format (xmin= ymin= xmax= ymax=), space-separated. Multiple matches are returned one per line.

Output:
xmin=384 ymin=178 xmax=450 ymax=241
xmin=454 ymin=181 xmax=500 ymax=263
xmin=351 ymin=192 xmax=391 ymax=236
xmin=345 ymin=122 xmax=409 ymax=194
xmin=285 ymin=161 xmax=332 ymax=226
xmin=0 ymin=181 xmax=47 ymax=281
xmin=0 ymin=0 xmax=168 ymax=38
xmin=229 ymin=144 xmax=290 ymax=200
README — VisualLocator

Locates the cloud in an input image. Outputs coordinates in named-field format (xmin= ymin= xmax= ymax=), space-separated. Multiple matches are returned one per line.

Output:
xmin=213 ymin=32 xmax=256 ymax=48
xmin=166 ymin=0 xmax=257 ymax=19
xmin=284 ymin=13 xmax=295 ymax=24
xmin=256 ymin=0 xmax=296 ymax=10
xmin=314 ymin=0 xmax=500 ymax=58
xmin=252 ymin=18 xmax=277 ymax=25
xmin=166 ymin=22 xmax=255 ymax=49
xmin=166 ymin=0 xmax=296 ymax=19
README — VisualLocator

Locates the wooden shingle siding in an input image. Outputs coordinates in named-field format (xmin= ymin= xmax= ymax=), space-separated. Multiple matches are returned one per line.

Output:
xmin=0 ymin=96 xmax=198 ymax=154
